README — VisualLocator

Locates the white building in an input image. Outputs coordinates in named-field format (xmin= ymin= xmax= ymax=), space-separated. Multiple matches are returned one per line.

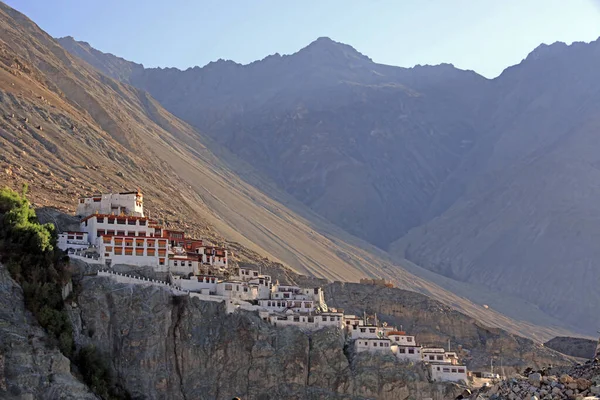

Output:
xmin=265 ymin=311 xmax=344 ymax=331
xmin=97 ymin=234 xmax=168 ymax=268
xmin=216 ymin=281 xmax=260 ymax=301
xmin=57 ymin=231 xmax=89 ymax=251
xmin=393 ymin=344 xmax=423 ymax=361
xmin=421 ymin=348 xmax=458 ymax=364
xmin=169 ymin=256 xmax=200 ymax=276
xmin=76 ymin=191 xmax=144 ymax=218
xmin=355 ymin=338 xmax=393 ymax=353
xmin=81 ymin=214 xmax=159 ymax=245
xmin=258 ymin=298 xmax=316 ymax=313
xmin=430 ymin=364 xmax=468 ymax=382
xmin=348 ymin=324 xmax=395 ymax=340
xmin=172 ymin=275 xmax=218 ymax=294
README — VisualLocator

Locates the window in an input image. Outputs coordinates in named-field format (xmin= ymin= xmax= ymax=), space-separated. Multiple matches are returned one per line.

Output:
xmin=307 ymin=317 xmax=314 ymax=323
xmin=128 ymin=219 xmax=136 ymax=225
xmin=437 ymin=367 xmax=440 ymax=371
xmin=225 ymin=284 xmax=232 ymax=291
xmin=373 ymin=342 xmax=377 ymax=347
xmin=429 ymin=355 xmax=435 ymax=361
xmin=443 ymin=368 xmax=450 ymax=373
xmin=139 ymin=220 xmax=146 ymax=226
xmin=369 ymin=328 xmax=376 ymax=333
xmin=85 ymin=220 xmax=88 ymax=226
xmin=68 ymin=235 xmax=74 ymax=240
xmin=408 ymin=349 xmax=415 ymax=354
xmin=437 ymin=355 xmax=444 ymax=361
xmin=451 ymin=369 xmax=457 ymax=373
xmin=243 ymin=287 xmax=248 ymax=292
xmin=173 ymin=261 xmax=178 ymax=266
xmin=159 ymin=258 xmax=165 ymax=266
xmin=108 ymin=218 xmax=115 ymax=224
xmin=399 ymin=348 xmax=405 ymax=354
xmin=104 ymin=253 xmax=109 ymax=257
xmin=385 ymin=343 xmax=389 ymax=347
xmin=360 ymin=328 xmax=366 ymax=333
xmin=458 ymin=369 xmax=465 ymax=373
xmin=322 ymin=317 xmax=328 ymax=322
xmin=407 ymin=337 xmax=412 ymax=342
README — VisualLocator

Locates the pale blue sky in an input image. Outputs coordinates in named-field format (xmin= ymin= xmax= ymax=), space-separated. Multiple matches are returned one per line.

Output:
xmin=5 ymin=0 xmax=600 ymax=78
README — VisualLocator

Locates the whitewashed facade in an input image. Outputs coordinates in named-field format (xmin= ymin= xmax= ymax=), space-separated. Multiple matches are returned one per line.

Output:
xmin=57 ymin=231 xmax=89 ymax=251
xmin=265 ymin=311 xmax=343 ymax=331
xmin=355 ymin=338 xmax=393 ymax=353
xmin=76 ymin=191 xmax=144 ymax=218
xmin=430 ymin=364 xmax=468 ymax=382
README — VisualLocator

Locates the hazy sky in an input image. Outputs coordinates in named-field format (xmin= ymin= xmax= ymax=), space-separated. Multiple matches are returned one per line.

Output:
xmin=5 ymin=0 xmax=600 ymax=78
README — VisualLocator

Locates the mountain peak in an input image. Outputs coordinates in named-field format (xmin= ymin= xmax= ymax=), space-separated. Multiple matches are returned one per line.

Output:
xmin=296 ymin=36 xmax=372 ymax=64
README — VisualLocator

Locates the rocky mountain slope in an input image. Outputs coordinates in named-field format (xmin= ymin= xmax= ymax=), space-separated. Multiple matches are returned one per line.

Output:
xmin=57 ymin=33 xmax=600 ymax=335
xmin=0 ymin=263 xmax=96 ymax=399
xmin=544 ymin=337 xmax=598 ymax=360
xmin=0 ymin=1 xmax=580 ymax=341
xmin=71 ymin=271 xmax=464 ymax=400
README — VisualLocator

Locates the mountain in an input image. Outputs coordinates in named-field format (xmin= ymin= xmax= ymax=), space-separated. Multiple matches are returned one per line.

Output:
xmin=1 ymin=1 xmax=574 ymax=345
xmin=57 ymin=35 xmax=600 ymax=335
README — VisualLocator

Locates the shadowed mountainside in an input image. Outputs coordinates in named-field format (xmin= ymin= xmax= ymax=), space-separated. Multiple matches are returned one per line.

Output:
xmin=57 ymin=34 xmax=600 ymax=335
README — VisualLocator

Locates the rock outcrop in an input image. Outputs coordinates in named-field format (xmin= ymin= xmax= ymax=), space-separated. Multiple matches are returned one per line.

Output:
xmin=544 ymin=337 xmax=598 ymax=360
xmin=473 ymin=359 xmax=600 ymax=399
xmin=325 ymin=282 xmax=575 ymax=374
xmin=0 ymin=263 xmax=96 ymax=399
xmin=70 ymin=274 xmax=462 ymax=400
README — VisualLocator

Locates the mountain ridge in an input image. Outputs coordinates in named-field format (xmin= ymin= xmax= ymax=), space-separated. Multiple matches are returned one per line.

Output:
xmin=56 ymin=32 xmax=600 ymax=335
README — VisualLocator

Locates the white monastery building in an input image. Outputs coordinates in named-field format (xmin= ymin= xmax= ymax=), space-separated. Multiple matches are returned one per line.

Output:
xmin=60 ymin=191 xmax=469 ymax=384
xmin=76 ymin=191 xmax=144 ymax=218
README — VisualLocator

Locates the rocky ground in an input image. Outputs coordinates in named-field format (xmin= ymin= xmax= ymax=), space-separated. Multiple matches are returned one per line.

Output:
xmin=472 ymin=359 xmax=600 ymax=399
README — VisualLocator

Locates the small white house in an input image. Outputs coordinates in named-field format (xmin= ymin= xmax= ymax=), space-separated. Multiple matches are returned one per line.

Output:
xmin=76 ymin=191 xmax=144 ymax=218
xmin=392 ymin=344 xmax=423 ymax=361
xmin=216 ymin=281 xmax=260 ymax=301
xmin=429 ymin=364 xmax=468 ymax=382
xmin=355 ymin=338 xmax=393 ymax=353
xmin=266 ymin=311 xmax=343 ymax=331
xmin=258 ymin=299 xmax=316 ymax=313
xmin=421 ymin=348 xmax=458 ymax=364
xmin=57 ymin=231 xmax=89 ymax=251
xmin=172 ymin=275 xmax=218 ymax=294
xmin=349 ymin=324 xmax=395 ymax=340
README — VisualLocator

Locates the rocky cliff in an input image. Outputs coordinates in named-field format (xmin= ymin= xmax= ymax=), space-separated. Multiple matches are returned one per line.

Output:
xmin=0 ymin=263 xmax=96 ymax=399
xmin=544 ymin=337 xmax=598 ymax=360
xmin=324 ymin=282 xmax=574 ymax=374
xmin=70 ymin=274 xmax=462 ymax=400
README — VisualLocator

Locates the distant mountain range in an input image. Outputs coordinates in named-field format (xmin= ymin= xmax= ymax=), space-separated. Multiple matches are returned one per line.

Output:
xmin=3 ymin=0 xmax=573 ymax=344
xmin=57 ymin=34 xmax=600 ymax=335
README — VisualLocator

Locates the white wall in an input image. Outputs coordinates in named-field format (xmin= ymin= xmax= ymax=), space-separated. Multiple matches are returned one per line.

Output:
xmin=393 ymin=345 xmax=423 ymax=361
xmin=57 ymin=232 xmax=89 ymax=251
xmin=355 ymin=339 xmax=393 ymax=353
xmin=77 ymin=192 xmax=144 ymax=218
xmin=430 ymin=365 xmax=468 ymax=382
xmin=172 ymin=276 xmax=217 ymax=293
xmin=268 ymin=313 xmax=343 ymax=331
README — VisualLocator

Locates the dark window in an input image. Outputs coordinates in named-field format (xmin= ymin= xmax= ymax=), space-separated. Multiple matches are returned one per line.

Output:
xmin=408 ymin=349 xmax=414 ymax=354
xmin=399 ymin=348 xmax=405 ymax=354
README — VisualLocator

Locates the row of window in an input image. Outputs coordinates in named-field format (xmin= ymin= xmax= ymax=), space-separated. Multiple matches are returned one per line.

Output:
xmin=265 ymin=301 xmax=313 ymax=308
xmin=427 ymin=355 xmax=445 ymax=361
xmin=172 ymin=260 xmax=195 ymax=267
xmin=109 ymin=247 xmax=166 ymax=257
xmin=398 ymin=348 xmax=417 ymax=354
xmin=360 ymin=341 xmax=390 ymax=348
xmin=435 ymin=367 xmax=465 ymax=373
